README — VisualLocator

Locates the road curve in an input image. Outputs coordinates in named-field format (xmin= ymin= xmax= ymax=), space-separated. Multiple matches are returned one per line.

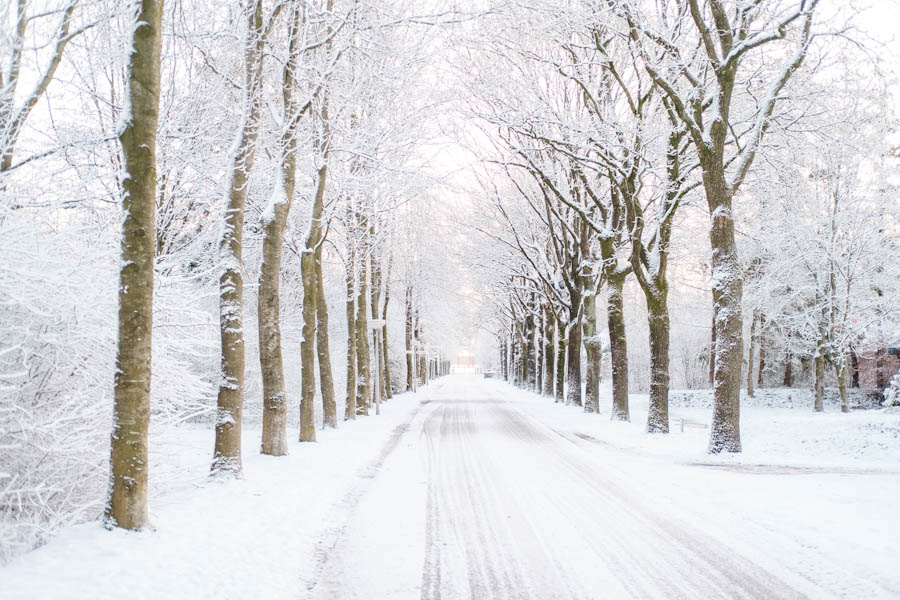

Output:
xmin=309 ymin=376 xmax=820 ymax=600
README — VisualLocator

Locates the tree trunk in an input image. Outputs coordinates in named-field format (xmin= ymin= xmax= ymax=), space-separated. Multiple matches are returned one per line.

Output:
xmin=416 ymin=315 xmax=426 ymax=387
xmin=835 ymin=356 xmax=849 ymax=413
xmin=258 ymin=3 xmax=303 ymax=455
xmin=708 ymin=309 xmax=716 ymax=388
xmin=315 ymin=244 xmax=336 ymax=428
xmin=535 ymin=309 xmax=543 ymax=394
xmin=213 ymin=0 xmax=265 ymax=475
xmin=850 ymin=347 xmax=860 ymax=388
xmin=607 ymin=278 xmax=630 ymax=422
xmin=566 ymin=307 xmax=582 ymax=406
xmin=298 ymin=157 xmax=329 ymax=441
xmin=542 ymin=306 xmax=554 ymax=397
xmin=524 ymin=312 xmax=536 ymax=389
xmin=299 ymin=248 xmax=318 ymax=440
xmin=746 ymin=313 xmax=757 ymax=398
xmin=645 ymin=296 xmax=670 ymax=433
xmin=344 ymin=247 xmax=357 ymax=420
xmin=381 ymin=256 xmax=393 ymax=399
xmin=582 ymin=289 xmax=600 ymax=413
xmin=784 ymin=350 xmax=793 ymax=387
xmin=370 ymin=245 xmax=383 ymax=411
xmin=705 ymin=166 xmax=743 ymax=453
xmin=405 ymin=286 xmax=414 ymax=391
xmin=758 ymin=337 xmax=766 ymax=388
xmin=355 ymin=224 xmax=371 ymax=414
xmin=555 ymin=317 xmax=566 ymax=403
xmin=105 ymin=0 xmax=163 ymax=530
xmin=814 ymin=352 xmax=825 ymax=412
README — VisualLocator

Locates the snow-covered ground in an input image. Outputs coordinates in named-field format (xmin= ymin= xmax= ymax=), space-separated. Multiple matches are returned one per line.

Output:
xmin=3 ymin=375 xmax=898 ymax=599
xmin=0 ymin=387 xmax=431 ymax=600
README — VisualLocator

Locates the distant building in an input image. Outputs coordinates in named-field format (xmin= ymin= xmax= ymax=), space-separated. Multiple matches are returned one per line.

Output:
xmin=853 ymin=345 xmax=900 ymax=391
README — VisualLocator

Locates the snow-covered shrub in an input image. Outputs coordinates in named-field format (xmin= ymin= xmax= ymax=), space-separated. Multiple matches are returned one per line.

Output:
xmin=0 ymin=211 xmax=219 ymax=562
xmin=884 ymin=372 xmax=900 ymax=408
xmin=0 ymin=215 xmax=116 ymax=561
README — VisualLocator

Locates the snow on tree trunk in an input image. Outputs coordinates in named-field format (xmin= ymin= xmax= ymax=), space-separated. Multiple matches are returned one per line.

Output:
xmin=707 ymin=181 xmax=743 ymax=453
xmin=315 ymin=244 xmax=337 ymax=427
xmin=582 ymin=289 xmax=600 ymax=414
xmin=105 ymin=0 xmax=163 ymax=530
xmin=746 ymin=312 xmax=758 ymax=399
xmin=607 ymin=277 xmax=630 ymax=423
xmin=213 ymin=0 xmax=265 ymax=475
xmin=355 ymin=217 xmax=371 ymax=414
xmin=814 ymin=351 xmax=825 ymax=413
xmin=542 ymin=305 xmax=554 ymax=397
xmin=345 ymin=243 xmax=358 ymax=420
xmin=565 ymin=306 xmax=582 ymax=407
xmin=405 ymin=285 xmax=413 ymax=391
xmin=555 ymin=317 xmax=566 ymax=403
xmin=646 ymin=295 xmax=670 ymax=433
xmin=258 ymin=3 xmax=303 ymax=455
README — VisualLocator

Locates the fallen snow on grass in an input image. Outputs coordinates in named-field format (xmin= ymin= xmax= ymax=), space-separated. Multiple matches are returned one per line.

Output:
xmin=0 ymin=385 xmax=433 ymax=600
xmin=505 ymin=382 xmax=900 ymax=472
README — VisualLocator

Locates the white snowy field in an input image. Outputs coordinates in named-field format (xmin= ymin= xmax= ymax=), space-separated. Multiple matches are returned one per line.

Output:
xmin=2 ymin=375 xmax=899 ymax=599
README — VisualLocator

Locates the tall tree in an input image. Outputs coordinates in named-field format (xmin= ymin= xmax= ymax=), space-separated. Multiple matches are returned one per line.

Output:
xmin=105 ymin=0 xmax=163 ymax=530
xmin=213 ymin=0 xmax=266 ymax=474
xmin=259 ymin=2 xmax=303 ymax=456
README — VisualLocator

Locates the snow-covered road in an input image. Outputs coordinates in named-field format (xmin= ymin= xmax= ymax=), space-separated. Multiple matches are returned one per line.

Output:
xmin=309 ymin=375 xmax=858 ymax=599
xmin=4 ymin=374 xmax=896 ymax=600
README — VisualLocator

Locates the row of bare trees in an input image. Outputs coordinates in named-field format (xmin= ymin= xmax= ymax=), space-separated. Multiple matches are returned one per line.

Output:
xmin=463 ymin=0 xmax=899 ymax=453
xmin=101 ymin=0 xmax=447 ymax=529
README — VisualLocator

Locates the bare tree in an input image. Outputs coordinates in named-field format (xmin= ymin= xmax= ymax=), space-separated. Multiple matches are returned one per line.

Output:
xmin=105 ymin=0 xmax=163 ymax=529
xmin=212 ymin=0 xmax=266 ymax=475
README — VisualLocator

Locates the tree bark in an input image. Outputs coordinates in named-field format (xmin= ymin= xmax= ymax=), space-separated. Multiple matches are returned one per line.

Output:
xmin=535 ymin=308 xmax=543 ymax=394
xmin=784 ymin=350 xmax=793 ymax=387
xmin=105 ymin=0 xmax=163 ymax=530
xmin=299 ymin=247 xmax=318 ymax=440
xmin=524 ymin=311 xmax=536 ymax=389
xmin=555 ymin=316 xmax=566 ymax=403
xmin=645 ymin=296 xmax=673 ymax=434
xmin=708 ymin=310 xmax=716 ymax=387
xmin=213 ymin=0 xmax=265 ymax=475
xmin=405 ymin=285 xmax=414 ymax=391
xmin=355 ymin=221 xmax=371 ymax=414
xmin=381 ymin=255 xmax=393 ymax=399
xmin=705 ymin=164 xmax=743 ymax=453
xmin=746 ymin=313 xmax=758 ymax=398
xmin=566 ymin=306 xmax=582 ymax=406
xmin=835 ymin=357 xmax=849 ymax=413
xmin=850 ymin=347 xmax=860 ymax=388
xmin=315 ymin=244 xmax=336 ymax=427
xmin=542 ymin=305 xmax=554 ymax=397
xmin=814 ymin=351 xmax=825 ymax=412
xmin=582 ymin=289 xmax=600 ymax=413
xmin=344 ymin=244 xmax=357 ymax=420
xmin=758 ymin=336 xmax=766 ymax=388
xmin=607 ymin=277 xmax=630 ymax=422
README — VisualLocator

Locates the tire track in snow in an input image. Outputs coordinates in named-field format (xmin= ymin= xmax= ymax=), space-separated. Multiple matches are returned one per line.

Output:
xmin=303 ymin=395 xmax=435 ymax=598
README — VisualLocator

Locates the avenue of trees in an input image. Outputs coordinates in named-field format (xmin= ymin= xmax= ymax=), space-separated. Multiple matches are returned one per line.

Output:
xmin=462 ymin=0 xmax=899 ymax=451
xmin=1 ymin=0 xmax=899 ymax=562
xmin=0 ymin=0 xmax=456 ymax=557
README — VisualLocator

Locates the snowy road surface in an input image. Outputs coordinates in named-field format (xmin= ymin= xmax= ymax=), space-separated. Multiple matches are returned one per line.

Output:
xmin=308 ymin=376 xmax=860 ymax=600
